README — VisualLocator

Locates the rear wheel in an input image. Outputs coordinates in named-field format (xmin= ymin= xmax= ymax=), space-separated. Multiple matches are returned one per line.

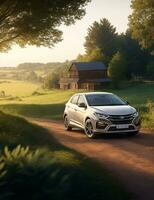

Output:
xmin=85 ymin=119 xmax=96 ymax=139
xmin=64 ymin=116 xmax=72 ymax=131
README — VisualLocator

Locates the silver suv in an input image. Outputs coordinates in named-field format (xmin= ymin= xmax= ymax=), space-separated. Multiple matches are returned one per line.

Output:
xmin=63 ymin=92 xmax=141 ymax=138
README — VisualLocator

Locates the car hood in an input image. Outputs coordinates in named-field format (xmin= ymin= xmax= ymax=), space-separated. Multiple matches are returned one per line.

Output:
xmin=91 ymin=105 xmax=136 ymax=115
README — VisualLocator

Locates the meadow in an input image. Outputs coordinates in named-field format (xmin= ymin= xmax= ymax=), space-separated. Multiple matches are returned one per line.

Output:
xmin=0 ymin=80 xmax=154 ymax=128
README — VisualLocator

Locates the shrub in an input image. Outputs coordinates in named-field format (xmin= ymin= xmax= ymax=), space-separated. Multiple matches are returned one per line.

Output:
xmin=0 ymin=146 xmax=104 ymax=200
xmin=141 ymin=100 xmax=154 ymax=128
xmin=43 ymin=72 xmax=59 ymax=89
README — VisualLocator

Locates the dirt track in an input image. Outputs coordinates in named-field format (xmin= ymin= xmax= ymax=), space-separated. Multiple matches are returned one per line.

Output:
xmin=32 ymin=119 xmax=154 ymax=200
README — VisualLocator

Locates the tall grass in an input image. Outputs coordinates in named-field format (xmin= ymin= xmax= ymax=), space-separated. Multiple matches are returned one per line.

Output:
xmin=141 ymin=101 xmax=154 ymax=128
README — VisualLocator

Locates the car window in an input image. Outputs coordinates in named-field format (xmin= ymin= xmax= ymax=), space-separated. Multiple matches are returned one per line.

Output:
xmin=78 ymin=95 xmax=86 ymax=105
xmin=70 ymin=95 xmax=79 ymax=105
xmin=86 ymin=94 xmax=126 ymax=106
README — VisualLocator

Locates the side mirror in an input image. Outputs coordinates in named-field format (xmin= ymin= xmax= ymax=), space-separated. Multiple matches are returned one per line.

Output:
xmin=78 ymin=102 xmax=87 ymax=108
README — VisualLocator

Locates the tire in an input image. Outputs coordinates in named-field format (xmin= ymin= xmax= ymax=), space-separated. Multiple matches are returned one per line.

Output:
xmin=127 ymin=131 xmax=139 ymax=136
xmin=64 ymin=116 xmax=72 ymax=131
xmin=84 ymin=119 xmax=96 ymax=139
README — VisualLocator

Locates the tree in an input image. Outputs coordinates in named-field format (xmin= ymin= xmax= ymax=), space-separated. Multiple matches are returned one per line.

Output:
xmin=86 ymin=48 xmax=108 ymax=63
xmin=0 ymin=0 xmax=90 ymax=51
xmin=76 ymin=54 xmax=88 ymax=62
xmin=118 ymin=30 xmax=150 ymax=77
xmin=76 ymin=48 xmax=108 ymax=64
xmin=43 ymin=72 xmax=59 ymax=89
xmin=129 ymin=0 xmax=154 ymax=53
xmin=108 ymin=52 xmax=128 ymax=88
xmin=84 ymin=18 xmax=118 ymax=60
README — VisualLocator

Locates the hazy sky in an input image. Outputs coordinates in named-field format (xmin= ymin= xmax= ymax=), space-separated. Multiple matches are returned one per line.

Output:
xmin=0 ymin=0 xmax=131 ymax=67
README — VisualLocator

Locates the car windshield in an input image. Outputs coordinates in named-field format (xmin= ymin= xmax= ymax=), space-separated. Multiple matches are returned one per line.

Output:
xmin=86 ymin=94 xmax=126 ymax=106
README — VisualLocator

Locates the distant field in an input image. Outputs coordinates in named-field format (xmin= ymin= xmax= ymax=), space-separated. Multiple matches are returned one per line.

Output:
xmin=0 ymin=80 xmax=154 ymax=127
xmin=0 ymin=80 xmax=40 ymax=97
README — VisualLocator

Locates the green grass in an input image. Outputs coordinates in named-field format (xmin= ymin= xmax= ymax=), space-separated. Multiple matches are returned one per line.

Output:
xmin=0 ymin=80 xmax=40 ymax=98
xmin=0 ymin=80 xmax=154 ymax=127
xmin=0 ymin=111 xmax=130 ymax=200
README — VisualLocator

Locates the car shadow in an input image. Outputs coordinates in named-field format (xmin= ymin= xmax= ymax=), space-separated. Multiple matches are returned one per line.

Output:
xmin=71 ymin=128 xmax=154 ymax=148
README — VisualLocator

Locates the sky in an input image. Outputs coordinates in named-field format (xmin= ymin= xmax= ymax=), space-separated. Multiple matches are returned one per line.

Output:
xmin=0 ymin=0 xmax=132 ymax=67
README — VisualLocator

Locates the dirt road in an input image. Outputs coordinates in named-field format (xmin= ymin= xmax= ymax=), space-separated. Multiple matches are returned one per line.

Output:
xmin=33 ymin=119 xmax=154 ymax=200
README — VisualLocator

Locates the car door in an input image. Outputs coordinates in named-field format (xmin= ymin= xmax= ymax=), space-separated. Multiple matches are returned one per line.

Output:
xmin=75 ymin=95 xmax=87 ymax=126
xmin=68 ymin=95 xmax=79 ymax=123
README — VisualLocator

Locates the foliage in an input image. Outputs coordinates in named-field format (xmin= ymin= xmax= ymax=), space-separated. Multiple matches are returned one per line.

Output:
xmin=118 ymin=31 xmax=150 ymax=77
xmin=84 ymin=18 xmax=118 ymax=61
xmin=146 ymin=61 xmax=154 ymax=79
xmin=0 ymin=0 xmax=90 ymax=51
xmin=43 ymin=72 xmax=60 ymax=89
xmin=76 ymin=48 xmax=108 ymax=65
xmin=82 ymin=17 xmax=152 ymax=76
xmin=141 ymin=100 xmax=154 ymax=128
xmin=0 ymin=146 xmax=80 ymax=200
xmin=108 ymin=52 xmax=128 ymax=88
xmin=129 ymin=0 xmax=154 ymax=52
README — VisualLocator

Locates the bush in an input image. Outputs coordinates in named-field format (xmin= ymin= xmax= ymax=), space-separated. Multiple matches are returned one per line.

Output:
xmin=43 ymin=72 xmax=59 ymax=89
xmin=0 ymin=146 xmax=72 ymax=200
xmin=0 ymin=146 xmax=109 ymax=200
xmin=141 ymin=100 xmax=154 ymax=128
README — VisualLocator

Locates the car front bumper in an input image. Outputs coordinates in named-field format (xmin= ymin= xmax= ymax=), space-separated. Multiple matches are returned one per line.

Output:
xmin=92 ymin=116 xmax=141 ymax=134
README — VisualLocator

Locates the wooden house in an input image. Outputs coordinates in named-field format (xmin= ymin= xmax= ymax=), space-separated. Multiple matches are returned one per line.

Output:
xmin=59 ymin=62 xmax=111 ymax=90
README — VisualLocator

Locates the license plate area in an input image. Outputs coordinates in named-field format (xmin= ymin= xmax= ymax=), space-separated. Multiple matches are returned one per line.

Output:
xmin=116 ymin=124 xmax=129 ymax=129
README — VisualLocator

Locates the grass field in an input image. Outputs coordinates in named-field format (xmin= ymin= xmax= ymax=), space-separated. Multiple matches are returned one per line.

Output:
xmin=0 ymin=80 xmax=154 ymax=127
xmin=0 ymin=80 xmax=40 ymax=97
xmin=0 ymin=111 xmax=129 ymax=200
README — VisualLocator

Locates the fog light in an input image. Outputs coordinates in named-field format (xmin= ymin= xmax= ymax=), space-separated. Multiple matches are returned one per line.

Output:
xmin=96 ymin=122 xmax=108 ymax=129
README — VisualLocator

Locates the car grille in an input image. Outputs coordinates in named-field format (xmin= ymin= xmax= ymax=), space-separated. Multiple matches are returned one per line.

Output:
xmin=109 ymin=114 xmax=134 ymax=125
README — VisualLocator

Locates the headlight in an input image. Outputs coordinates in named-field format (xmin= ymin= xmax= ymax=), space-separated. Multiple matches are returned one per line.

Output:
xmin=94 ymin=112 xmax=109 ymax=119
xmin=132 ymin=112 xmax=139 ymax=118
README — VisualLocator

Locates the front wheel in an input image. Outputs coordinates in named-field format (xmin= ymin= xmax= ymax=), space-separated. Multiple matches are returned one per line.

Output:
xmin=64 ymin=116 xmax=72 ymax=131
xmin=85 ymin=119 xmax=96 ymax=139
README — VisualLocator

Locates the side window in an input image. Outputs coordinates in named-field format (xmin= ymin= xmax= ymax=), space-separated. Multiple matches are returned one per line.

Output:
xmin=70 ymin=95 xmax=79 ymax=105
xmin=78 ymin=95 xmax=86 ymax=105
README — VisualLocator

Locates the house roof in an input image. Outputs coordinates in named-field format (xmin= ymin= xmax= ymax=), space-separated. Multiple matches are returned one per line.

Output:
xmin=71 ymin=62 xmax=106 ymax=71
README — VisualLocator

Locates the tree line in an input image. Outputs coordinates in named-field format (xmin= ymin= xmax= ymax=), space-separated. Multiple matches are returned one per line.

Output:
xmin=77 ymin=17 xmax=153 ymax=87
